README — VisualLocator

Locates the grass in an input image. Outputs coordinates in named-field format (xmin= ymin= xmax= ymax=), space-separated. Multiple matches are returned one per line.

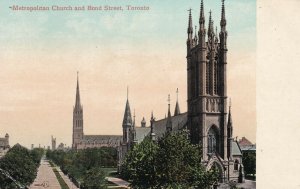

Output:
xmin=48 ymin=160 xmax=70 ymax=189
xmin=53 ymin=168 xmax=70 ymax=189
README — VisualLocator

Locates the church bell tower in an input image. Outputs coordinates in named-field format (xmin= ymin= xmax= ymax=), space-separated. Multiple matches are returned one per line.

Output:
xmin=187 ymin=0 xmax=228 ymax=162
xmin=72 ymin=72 xmax=84 ymax=149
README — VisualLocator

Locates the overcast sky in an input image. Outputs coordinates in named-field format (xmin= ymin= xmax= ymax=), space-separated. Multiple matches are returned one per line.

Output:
xmin=0 ymin=0 xmax=256 ymax=148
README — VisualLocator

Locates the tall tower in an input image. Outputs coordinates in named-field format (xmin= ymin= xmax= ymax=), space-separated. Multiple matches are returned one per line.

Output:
xmin=72 ymin=72 xmax=84 ymax=149
xmin=187 ymin=0 xmax=228 ymax=162
xmin=51 ymin=136 xmax=56 ymax=150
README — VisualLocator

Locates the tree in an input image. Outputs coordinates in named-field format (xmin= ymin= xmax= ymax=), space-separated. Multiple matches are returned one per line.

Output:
xmin=121 ymin=137 xmax=159 ymax=188
xmin=121 ymin=131 xmax=219 ymax=189
xmin=243 ymin=151 xmax=256 ymax=176
xmin=0 ymin=144 xmax=42 ymax=188
xmin=81 ymin=167 xmax=107 ymax=189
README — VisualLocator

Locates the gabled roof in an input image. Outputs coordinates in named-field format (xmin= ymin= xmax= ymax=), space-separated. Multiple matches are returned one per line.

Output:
xmin=134 ymin=112 xmax=188 ymax=143
xmin=153 ymin=112 xmax=188 ymax=138
xmin=238 ymin=137 xmax=253 ymax=146
xmin=232 ymin=141 xmax=242 ymax=156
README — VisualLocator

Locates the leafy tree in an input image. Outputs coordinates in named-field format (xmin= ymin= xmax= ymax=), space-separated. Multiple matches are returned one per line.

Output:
xmin=121 ymin=137 xmax=159 ymax=188
xmin=0 ymin=144 xmax=42 ymax=188
xmin=121 ymin=131 xmax=219 ymax=189
xmin=243 ymin=151 xmax=256 ymax=176
xmin=81 ymin=167 xmax=107 ymax=189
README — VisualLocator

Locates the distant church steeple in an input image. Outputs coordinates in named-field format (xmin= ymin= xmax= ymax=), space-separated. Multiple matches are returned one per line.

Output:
xmin=122 ymin=87 xmax=132 ymax=143
xmin=174 ymin=88 xmax=181 ymax=116
xmin=166 ymin=94 xmax=172 ymax=133
xmin=72 ymin=72 xmax=84 ymax=149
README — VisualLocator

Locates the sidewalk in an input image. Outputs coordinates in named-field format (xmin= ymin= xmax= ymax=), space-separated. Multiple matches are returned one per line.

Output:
xmin=29 ymin=159 xmax=60 ymax=189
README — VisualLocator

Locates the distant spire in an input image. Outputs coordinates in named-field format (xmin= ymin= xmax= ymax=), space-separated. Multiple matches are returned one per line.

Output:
xmin=75 ymin=71 xmax=81 ymax=109
xmin=133 ymin=109 xmax=136 ymax=127
xmin=150 ymin=111 xmax=156 ymax=141
xmin=141 ymin=117 xmax=146 ymax=127
xmin=220 ymin=0 xmax=227 ymax=30
xmin=198 ymin=0 xmax=206 ymax=47
xmin=174 ymin=88 xmax=181 ymax=116
xmin=132 ymin=109 xmax=137 ymax=144
xmin=122 ymin=89 xmax=132 ymax=127
xmin=228 ymin=99 xmax=233 ymax=138
xmin=166 ymin=94 xmax=172 ymax=132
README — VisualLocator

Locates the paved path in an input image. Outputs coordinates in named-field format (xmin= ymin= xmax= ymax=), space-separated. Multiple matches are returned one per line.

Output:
xmin=56 ymin=166 xmax=79 ymax=189
xmin=106 ymin=177 xmax=130 ymax=188
xmin=29 ymin=158 xmax=60 ymax=189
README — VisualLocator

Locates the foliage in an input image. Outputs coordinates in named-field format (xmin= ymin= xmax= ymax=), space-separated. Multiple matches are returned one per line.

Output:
xmin=242 ymin=151 xmax=256 ymax=176
xmin=0 ymin=144 xmax=44 ymax=188
xmin=46 ymin=147 xmax=118 ymax=188
xmin=121 ymin=132 xmax=219 ymax=189
xmin=81 ymin=167 xmax=107 ymax=189
xmin=121 ymin=137 xmax=159 ymax=188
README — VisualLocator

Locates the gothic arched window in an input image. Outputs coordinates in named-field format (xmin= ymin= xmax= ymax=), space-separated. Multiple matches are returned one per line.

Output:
xmin=234 ymin=160 xmax=239 ymax=171
xmin=208 ymin=126 xmax=218 ymax=154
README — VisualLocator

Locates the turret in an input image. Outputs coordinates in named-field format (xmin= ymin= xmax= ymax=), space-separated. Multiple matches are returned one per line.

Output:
xmin=166 ymin=94 xmax=172 ymax=133
xmin=227 ymin=101 xmax=233 ymax=160
xmin=150 ymin=111 xmax=156 ymax=141
xmin=187 ymin=9 xmax=194 ymax=54
xmin=174 ymin=88 xmax=181 ymax=116
xmin=141 ymin=117 xmax=146 ymax=127
xmin=219 ymin=0 xmax=228 ymax=97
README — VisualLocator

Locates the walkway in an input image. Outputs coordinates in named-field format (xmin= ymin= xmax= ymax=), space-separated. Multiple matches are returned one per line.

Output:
xmin=29 ymin=158 xmax=79 ymax=189
xmin=29 ymin=158 xmax=60 ymax=189
xmin=106 ymin=177 xmax=130 ymax=188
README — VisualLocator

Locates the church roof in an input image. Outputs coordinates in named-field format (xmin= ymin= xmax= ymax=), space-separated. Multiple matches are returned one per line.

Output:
xmin=153 ymin=112 xmax=188 ymax=138
xmin=133 ymin=112 xmax=188 ymax=143
xmin=82 ymin=135 xmax=122 ymax=146
xmin=232 ymin=141 xmax=242 ymax=156
xmin=135 ymin=127 xmax=151 ymax=143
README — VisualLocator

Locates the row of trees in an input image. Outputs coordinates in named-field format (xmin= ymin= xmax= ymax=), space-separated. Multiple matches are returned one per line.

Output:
xmin=121 ymin=131 xmax=219 ymax=189
xmin=0 ymin=144 xmax=44 ymax=188
xmin=46 ymin=147 xmax=118 ymax=189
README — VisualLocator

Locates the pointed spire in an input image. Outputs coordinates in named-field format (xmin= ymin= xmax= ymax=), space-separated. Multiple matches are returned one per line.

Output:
xmin=75 ymin=71 xmax=81 ymax=109
xmin=174 ymin=88 xmax=181 ymax=116
xmin=199 ymin=0 xmax=205 ymax=23
xmin=122 ymin=89 xmax=132 ymax=127
xmin=188 ymin=8 xmax=193 ymax=34
xmin=221 ymin=0 xmax=226 ymax=30
xmin=208 ymin=10 xmax=215 ymax=38
xmin=166 ymin=94 xmax=172 ymax=132
xmin=187 ymin=8 xmax=193 ymax=43
xmin=150 ymin=111 xmax=156 ymax=141
xmin=228 ymin=98 xmax=233 ymax=138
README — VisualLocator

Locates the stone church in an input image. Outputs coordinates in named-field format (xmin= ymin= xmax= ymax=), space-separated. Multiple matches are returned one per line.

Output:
xmin=0 ymin=133 xmax=9 ymax=158
xmin=118 ymin=0 xmax=244 ymax=183
xmin=72 ymin=73 xmax=122 ymax=150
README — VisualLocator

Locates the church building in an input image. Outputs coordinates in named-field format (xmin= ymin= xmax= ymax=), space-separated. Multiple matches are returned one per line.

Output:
xmin=72 ymin=73 xmax=122 ymax=150
xmin=118 ymin=0 xmax=244 ymax=183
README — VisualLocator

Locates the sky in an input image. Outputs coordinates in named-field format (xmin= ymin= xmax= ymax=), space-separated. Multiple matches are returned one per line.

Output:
xmin=0 ymin=0 xmax=256 ymax=148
